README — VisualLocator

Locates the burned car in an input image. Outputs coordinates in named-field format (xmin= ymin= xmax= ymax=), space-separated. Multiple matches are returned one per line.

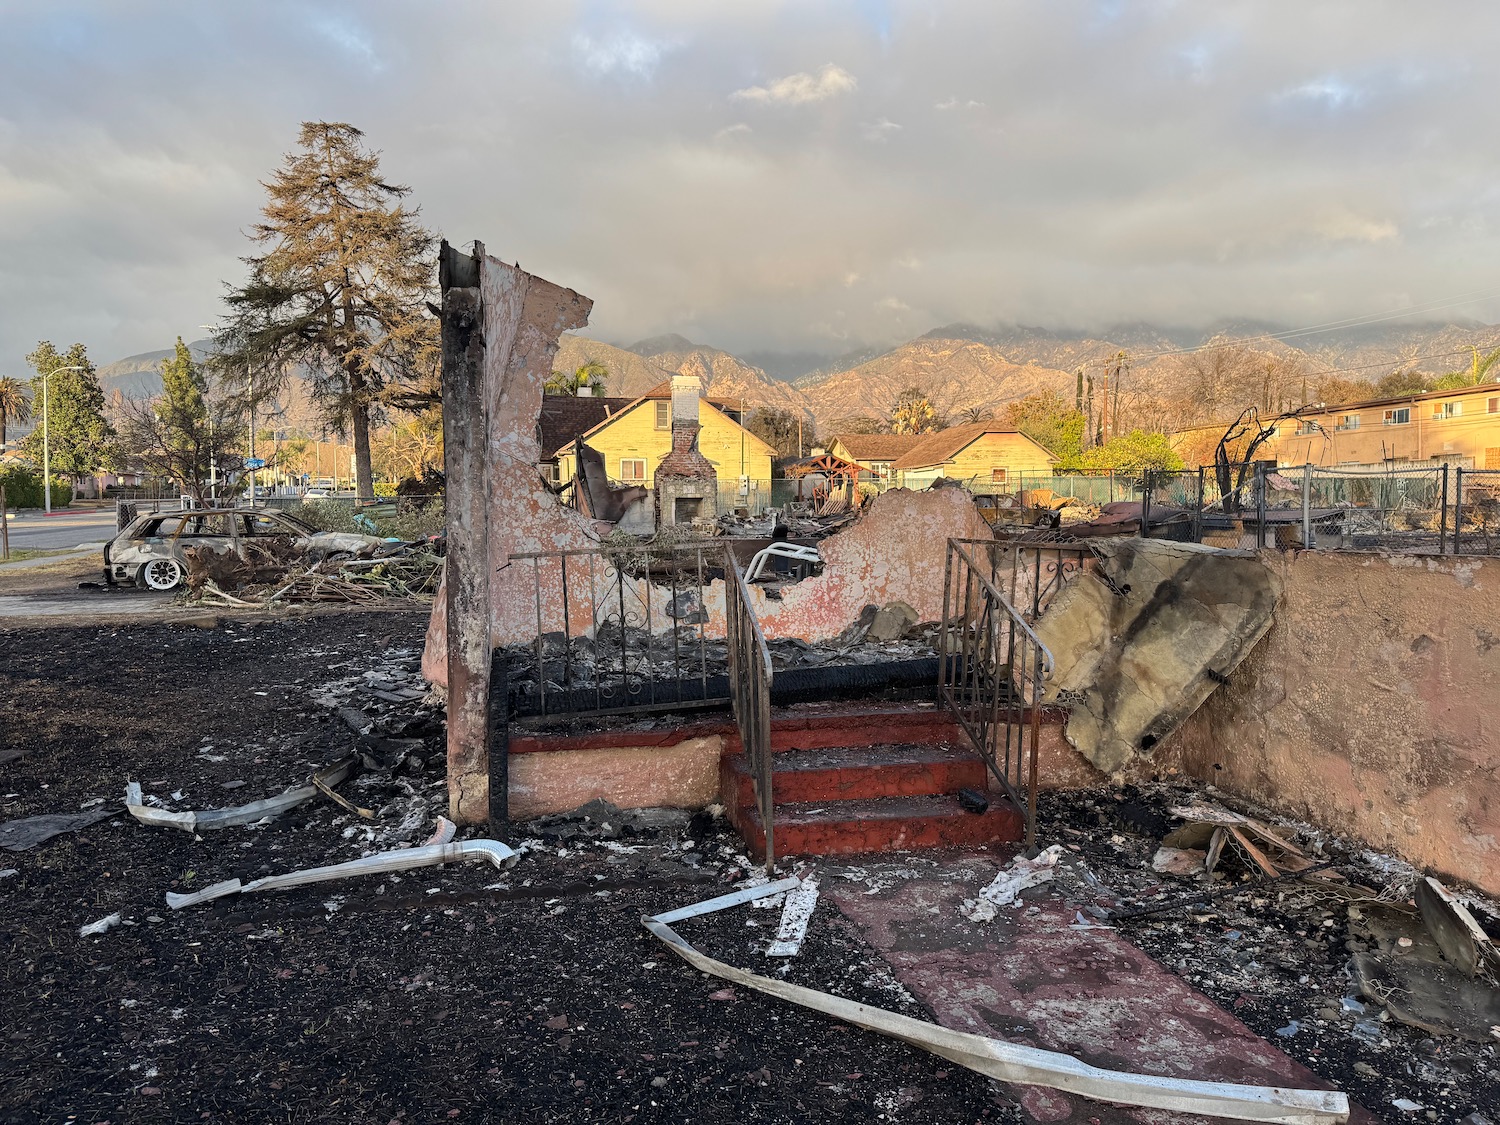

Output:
xmin=104 ymin=508 xmax=387 ymax=591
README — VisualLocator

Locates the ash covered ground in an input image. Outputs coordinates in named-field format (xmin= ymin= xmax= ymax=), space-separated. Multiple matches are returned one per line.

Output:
xmin=3 ymin=612 xmax=1496 ymax=1123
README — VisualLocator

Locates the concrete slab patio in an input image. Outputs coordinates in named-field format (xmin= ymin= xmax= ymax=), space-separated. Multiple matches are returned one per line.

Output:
xmin=827 ymin=856 xmax=1375 ymax=1125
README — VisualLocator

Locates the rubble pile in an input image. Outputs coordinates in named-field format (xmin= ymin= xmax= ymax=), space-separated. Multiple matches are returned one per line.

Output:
xmin=499 ymin=605 xmax=941 ymax=701
xmin=714 ymin=504 xmax=860 ymax=540
xmin=1038 ymin=784 xmax=1500 ymax=1119
xmin=188 ymin=544 xmax=443 ymax=608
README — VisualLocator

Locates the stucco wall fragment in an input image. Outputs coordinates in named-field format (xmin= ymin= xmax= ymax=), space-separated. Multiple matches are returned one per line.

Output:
xmin=1162 ymin=551 xmax=1500 ymax=896
xmin=509 ymin=735 xmax=722 ymax=820
xmin=1035 ymin=540 xmax=1282 ymax=774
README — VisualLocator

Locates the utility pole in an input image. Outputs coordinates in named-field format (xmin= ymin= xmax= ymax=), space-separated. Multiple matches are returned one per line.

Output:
xmin=1111 ymin=351 xmax=1126 ymax=440
xmin=203 ymin=325 xmax=256 ymax=503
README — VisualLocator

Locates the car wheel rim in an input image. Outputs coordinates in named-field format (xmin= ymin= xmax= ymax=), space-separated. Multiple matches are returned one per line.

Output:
xmin=142 ymin=559 xmax=182 ymax=590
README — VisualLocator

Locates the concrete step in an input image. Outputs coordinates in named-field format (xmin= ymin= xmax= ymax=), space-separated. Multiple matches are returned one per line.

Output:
xmin=738 ymin=794 xmax=1023 ymax=858
xmin=722 ymin=742 xmax=988 ymax=808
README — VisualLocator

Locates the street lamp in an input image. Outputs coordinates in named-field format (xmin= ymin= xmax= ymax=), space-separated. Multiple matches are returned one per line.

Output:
xmin=201 ymin=325 xmax=256 ymax=503
xmin=40 ymin=365 xmax=85 ymax=515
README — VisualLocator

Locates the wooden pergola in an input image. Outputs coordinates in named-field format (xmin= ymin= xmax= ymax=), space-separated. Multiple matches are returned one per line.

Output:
xmin=784 ymin=452 xmax=865 ymax=481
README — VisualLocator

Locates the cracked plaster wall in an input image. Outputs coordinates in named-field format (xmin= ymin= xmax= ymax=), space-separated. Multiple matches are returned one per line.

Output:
xmin=509 ymin=735 xmax=722 ymax=820
xmin=1159 ymin=551 xmax=1500 ymax=896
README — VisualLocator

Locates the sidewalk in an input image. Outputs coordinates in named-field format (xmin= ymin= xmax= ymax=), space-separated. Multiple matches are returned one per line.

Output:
xmin=0 ymin=546 xmax=104 ymax=571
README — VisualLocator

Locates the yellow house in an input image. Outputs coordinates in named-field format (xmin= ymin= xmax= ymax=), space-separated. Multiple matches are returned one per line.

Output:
xmin=889 ymin=423 xmax=1057 ymax=488
xmin=551 ymin=382 xmax=776 ymax=487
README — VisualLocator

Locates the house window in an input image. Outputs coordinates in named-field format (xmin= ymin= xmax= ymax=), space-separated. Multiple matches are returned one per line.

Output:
xmin=1433 ymin=402 xmax=1462 ymax=419
xmin=620 ymin=459 xmax=646 ymax=482
xmin=990 ymin=468 xmax=1007 ymax=484
xmin=1336 ymin=414 xmax=1360 ymax=431
xmin=1383 ymin=407 xmax=1410 ymax=425
xmin=1489 ymin=397 xmax=1499 ymax=414
xmin=654 ymin=401 xmax=670 ymax=429
xmin=1296 ymin=420 xmax=1318 ymax=435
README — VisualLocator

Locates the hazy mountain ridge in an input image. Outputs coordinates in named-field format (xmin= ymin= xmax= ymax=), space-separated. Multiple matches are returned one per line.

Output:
xmin=99 ymin=319 xmax=1500 ymax=436
xmin=802 ymin=335 xmax=1076 ymax=429
xmin=96 ymin=339 xmax=213 ymax=398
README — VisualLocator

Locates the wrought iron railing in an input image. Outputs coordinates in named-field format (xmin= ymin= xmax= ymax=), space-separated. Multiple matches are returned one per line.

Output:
xmin=725 ymin=545 xmax=776 ymax=873
xmin=504 ymin=543 xmax=729 ymax=719
xmin=938 ymin=538 xmax=1056 ymax=848
xmin=946 ymin=537 xmax=1091 ymax=623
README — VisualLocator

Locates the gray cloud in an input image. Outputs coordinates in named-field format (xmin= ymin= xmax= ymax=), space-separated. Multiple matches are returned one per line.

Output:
xmin=3 ymin=0 xmax=1500 ymax=372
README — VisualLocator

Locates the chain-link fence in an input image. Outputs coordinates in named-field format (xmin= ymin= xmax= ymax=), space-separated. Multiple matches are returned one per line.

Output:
xmin=941 ymin=461 xmax=1491 ymax=554
xmin=1302 ymin=466 xmax=1449 ymax=551
xmin=1452 ymin=468 xmax=1500 ymax=555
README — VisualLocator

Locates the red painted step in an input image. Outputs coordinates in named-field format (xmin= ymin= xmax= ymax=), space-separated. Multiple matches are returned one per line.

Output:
xmin=722 ymin=742 xmax=988 ymax=808
xmin=737 ymin=794 xmax=1024 ymax=858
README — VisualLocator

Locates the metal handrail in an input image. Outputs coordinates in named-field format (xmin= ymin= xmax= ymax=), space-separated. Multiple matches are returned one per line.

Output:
xmin=938 ymin=538 xmax=1056 ymax=848
xmin=948 ymin=541 xmax=1055 ymax=675
xmin=725 ymin=545 xmax=775 ymax=872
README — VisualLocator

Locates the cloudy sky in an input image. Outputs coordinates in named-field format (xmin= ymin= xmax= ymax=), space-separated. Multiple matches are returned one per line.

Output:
xmin=5 ymin=0 xmax=1500 ymax=369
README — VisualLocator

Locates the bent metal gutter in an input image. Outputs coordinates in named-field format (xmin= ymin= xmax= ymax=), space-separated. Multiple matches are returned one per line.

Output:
xmin=165 ymin=839 xmax=518 ymax=910
xmin=642 ymin=882 xmax=1349 ymax=1125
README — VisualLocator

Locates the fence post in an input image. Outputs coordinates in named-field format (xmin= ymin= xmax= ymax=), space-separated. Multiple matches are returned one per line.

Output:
xmin=1452 ymin=467 xmax=1465 ymax=555
xmin=1301 ymin=464 xmax=1312 ymax=550
xmin=1139 ymin=471 xmax=1152 ymax=537
xmin=1194 ymin=465 xmax=1205 ymax=543
xmin=0 ymin=485 xmax=7 ymax=561
xmin=1439 ymin=463 xmax=1450 ymax=555
xmin=488 ymin=648 xmax=509 ymax=835
xmin=1256 ymin=463 xmax=1268 ymax=549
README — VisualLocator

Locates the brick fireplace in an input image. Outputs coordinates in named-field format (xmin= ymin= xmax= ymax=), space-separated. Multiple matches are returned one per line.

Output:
xmin=655 ymin=375 xmax=718 ymax=529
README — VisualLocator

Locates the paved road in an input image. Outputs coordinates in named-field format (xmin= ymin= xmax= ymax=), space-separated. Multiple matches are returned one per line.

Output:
xmin=3 ymin=509 xmax=118 ymax=551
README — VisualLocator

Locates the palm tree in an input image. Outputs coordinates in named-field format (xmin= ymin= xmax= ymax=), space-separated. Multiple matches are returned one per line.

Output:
xmin=1432 ymin=345 xmax=1500 ymax=390
xmin=545 ymin=361 xmax=609 ymax=396
xmin=0 ymin=377 xmax=31 ymax=450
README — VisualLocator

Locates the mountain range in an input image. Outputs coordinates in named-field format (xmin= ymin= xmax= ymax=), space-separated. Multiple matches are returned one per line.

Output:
xmin=98 ymin=318 xmax=1500 ymax=435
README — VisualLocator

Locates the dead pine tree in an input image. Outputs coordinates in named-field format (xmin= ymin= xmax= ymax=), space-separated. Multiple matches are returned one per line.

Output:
xmin=216 ymin=121 xmax=437 ymax=501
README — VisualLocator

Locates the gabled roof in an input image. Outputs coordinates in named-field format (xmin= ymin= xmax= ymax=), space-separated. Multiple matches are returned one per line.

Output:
xmin=544 ymin=391 xmax=777 ymax=460
xmin=640 ymin=380 xmax=738 ymax=409
xmin=784 ymin=452 xmax=864 ymax=479
xmin=538 ymin=395 xmax=633 ymax=460
xmin=890 ymin=423 xmax=1054 ymax=471
xmin=829 ymin=433 xmax=924 ymax=462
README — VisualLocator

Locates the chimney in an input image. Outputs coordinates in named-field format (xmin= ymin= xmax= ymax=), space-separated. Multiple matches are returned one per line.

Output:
xmin=670 ymin=374 xmax=700 ymax=425
xmin=655 ymin=374 xmax=718 ymax=528
xmin=576 ymin=384 xmax=593 ymax=398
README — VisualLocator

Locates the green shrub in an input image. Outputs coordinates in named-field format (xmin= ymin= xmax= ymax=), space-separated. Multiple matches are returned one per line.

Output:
xmin=284 ymin=499 xmax=363 ymax=533
xmin=0 ymin=465 xmax=72 ymax=510
xmin=379 ymin=500 xmax=445 ymax=541
xmin=282 ymin=498 xmax=445 ymax=541
xmin=373 ymin=480 xmax=397 ymax=499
